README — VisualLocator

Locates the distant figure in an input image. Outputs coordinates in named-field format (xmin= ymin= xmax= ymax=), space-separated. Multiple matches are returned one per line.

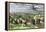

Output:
xmin=37 ymin=15 xmax=41 ymax=24
xmin=40 ymin=17 xmax=44 ymax=24
xmin=34 ymin=15 xmax=38 ymax=25
xmin=32 ymin=19 xmax=35 ymax=25
xmin=34 ymin=15 xmax=41 ymax=25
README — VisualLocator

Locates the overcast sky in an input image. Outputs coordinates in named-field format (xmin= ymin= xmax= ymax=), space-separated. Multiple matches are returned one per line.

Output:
xmin=9 ymin=3 xmax=44 ymax=13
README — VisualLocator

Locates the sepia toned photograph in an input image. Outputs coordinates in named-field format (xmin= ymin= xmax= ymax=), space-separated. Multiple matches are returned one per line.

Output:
xmin=5 ymin=2 xmax=45 ymax=30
